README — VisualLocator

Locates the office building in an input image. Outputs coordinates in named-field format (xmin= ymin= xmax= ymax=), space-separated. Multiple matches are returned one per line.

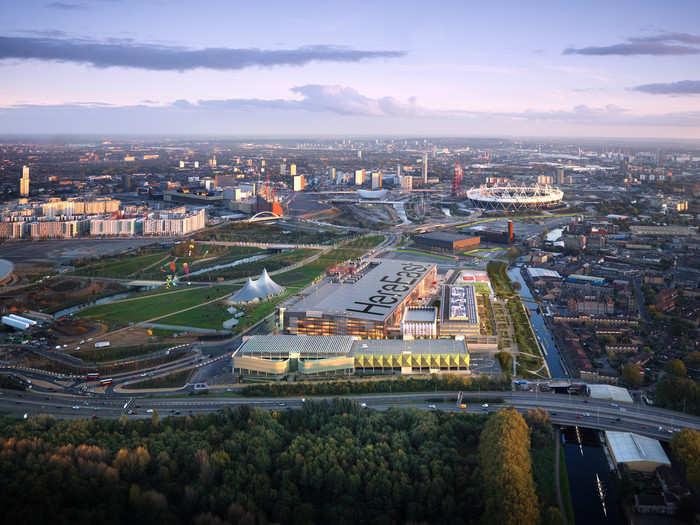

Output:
xmin=422 ymin=152 xmax=428 ymax=184
xmin=280 ymin=259 xmax=437 ymax=338
xmin=293 ymin=175 xmax=305 ymax=192
xmin=280 ymin=163 xmax=287 ymax=176
xmin=233 ymin=335 xmax=469 ymax=377
xmin=19 ymin=166 xmax=29 ymax=197
xmin=414 ymin=232 xmax=480 ymax=253
xmin=439 ymin=285 xmax=480 ymax=337
xmin=557 ymin=167 xmax=565 ymax=185
xmin=355 ymin=169 xmax=366 ymax=185
xmin=401 ymin=307 xmax=438 ymax=339
xmin=290 ymin=163 xmax=297 ymax=176
xmin=194 ymin=161 xmax=199 ymax=169
xmin=371 ymin=171 xmax=382 ymax=190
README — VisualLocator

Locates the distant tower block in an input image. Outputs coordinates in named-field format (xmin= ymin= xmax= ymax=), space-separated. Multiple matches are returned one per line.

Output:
xmin=194 ymin=161 xmax=199 ymax=169
xmin=20 ymin=165 xmax=29 ymax=197
xmin=422 ymin=152 xmax=428 ymax=184
xmin=452 ymin=163 xmax=463 ymax=196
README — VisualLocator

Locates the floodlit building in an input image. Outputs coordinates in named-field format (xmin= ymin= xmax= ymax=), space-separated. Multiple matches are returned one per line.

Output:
xmin=605 ymin=431 xmax=671 ymax=472
xmin=280 ymin=259 xmax=437 ymax=338
xmin=439 ymin=285 xmax=480 ymax=337
xmin=293 ymin=175 xmax=305 ymax=192
xmin=355 ymin=169 xmax=366 ymax=185
xmin=401 ymin=306 xmax=438 ymax=339
xmin=19 ymin=166 xmax=29 ymax=197
xmin=233 ymin=335 xmax=470 ymax=377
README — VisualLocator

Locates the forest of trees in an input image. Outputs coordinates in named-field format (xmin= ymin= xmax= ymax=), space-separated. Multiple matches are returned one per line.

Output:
xmin=0 ymin=402 xmax=563 ymax=525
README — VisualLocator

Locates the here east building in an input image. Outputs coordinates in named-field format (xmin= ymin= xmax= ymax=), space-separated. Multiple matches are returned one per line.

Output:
xmin=279 ymin=259 xmax=437 ymax=338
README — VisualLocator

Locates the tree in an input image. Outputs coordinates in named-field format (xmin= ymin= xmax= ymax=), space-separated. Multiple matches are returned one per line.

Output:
xmin=671 ymin=429 xmax=700 ymax=489
xmin=685 ymin=351 xmax=700 ymax=370
xmin=479 ymin=407 xmax=540 ymax=525
xmin=665 ymin=359 xmax=687 ymax=378
xmin=151 ymin=408 xmax=159 ymax=426
xmin=621 ymin=363 xmax=642 ymax=388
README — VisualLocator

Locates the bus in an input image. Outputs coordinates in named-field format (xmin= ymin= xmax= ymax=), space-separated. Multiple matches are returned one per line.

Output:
xmin=86 ymin=372 xmax=100 ymax=381
xmin=99 ymin=378 xmax=113 ymax=386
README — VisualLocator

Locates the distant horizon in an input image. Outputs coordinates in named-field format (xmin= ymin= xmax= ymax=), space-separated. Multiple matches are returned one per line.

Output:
xmin=1 ymin=1 xmax=700 ymax=137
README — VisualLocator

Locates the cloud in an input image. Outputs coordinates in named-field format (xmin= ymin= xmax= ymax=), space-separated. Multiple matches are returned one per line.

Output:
xmin=631 ymin=80 xmax=700 ymax=95
xmin=2 ymin=86 xmax=700 ymax=134
xmin=564 ymin=32 xmax=700 ymax=56
xmin=45 ymin=2 xmax=86 ymax=9
xmin=0 ymin=35 xmax=405 ymax=71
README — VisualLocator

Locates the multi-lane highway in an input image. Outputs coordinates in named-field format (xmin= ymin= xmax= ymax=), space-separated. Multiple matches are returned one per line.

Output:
xmin=1 ymin=388 xmax=697 ymax=441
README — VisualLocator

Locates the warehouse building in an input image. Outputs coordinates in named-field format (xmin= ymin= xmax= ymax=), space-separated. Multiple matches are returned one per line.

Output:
xmin=605 ymin=431 xmax=671 ymax=472
xmin=232 ymin=335 xmax=470 ymax=377
xmin=279 ymin=259 xmax=437 ymax=338
xmin=414 ymin=232 xmax=480 ymax=253
xmin=439 ymin=285 xmax=481 ymax=337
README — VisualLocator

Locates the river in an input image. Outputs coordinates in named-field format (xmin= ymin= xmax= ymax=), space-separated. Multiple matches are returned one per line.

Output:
xmin=562 ymin=426 xmax=625 ymax=525
xmin=507 ymin=267 xmax=568 ymax=378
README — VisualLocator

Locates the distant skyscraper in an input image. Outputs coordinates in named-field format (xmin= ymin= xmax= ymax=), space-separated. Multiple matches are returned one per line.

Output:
xmin=293 ymin=175 xmax=305 ymax=192
xmin=194 ymin=161 xmax=200 ymax=169
xmin=209 ymin=155 xmax=217 ymax=168
xmin=397 ymin=163 xmax=402 ymax=178
xmin=371 ymin=171 xmax=382 ymax=190
xmin=354 ymin=169 xmax=366 ymax=185
xmin=179 ymin=160 xmax=185 ymax=168
xmin=19 ymin=165 xmax=29 ymax=197
xmin=557 ymin=167 xmax=565 ymax=185
xmin=357 ymin=150 xmax=362 ymax=159
xmin=422 ymin=152 xmax=428 ymax=184
xmin=290 ymin=164 xmax=297 ymax=176
xmin=280 ymin=163 xmax=287 ymax=176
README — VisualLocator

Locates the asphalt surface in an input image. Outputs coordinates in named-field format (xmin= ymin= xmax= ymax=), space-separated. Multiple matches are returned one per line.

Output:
xmin=1 ymin=388 xmax=697 ymax=441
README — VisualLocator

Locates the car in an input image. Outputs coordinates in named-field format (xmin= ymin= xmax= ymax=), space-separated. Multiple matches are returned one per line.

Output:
xmin=550 ymin=412 xmax=557 ymax=416
xmin=575 ymin=415 xmax=582 ymax=419
xmin=428 ymin=404 xmax=437 ymax=409
xmin=127 ymin=409 xmax=135 ymax=415
xmin=72 ymin=405 xmax=80 ymax=410
xmin=146 ymin=409 xmax=154 ymax=413
xmin=658 ymin=426 xmax=663 ymax=431
xmin=640 ymin=425 xmax=648 ymax=430
xmin=610 ymin=403 xmax=619 ymax=408
xmin=583 ymin=412 xmax=591 ymax=417
xmin=481 ymin=403 xmax=489 ymax=408
xmin=278 ymin=402 xmax=286 ymax=407
xmin=360 ymin=403 xmax=367 ymax=408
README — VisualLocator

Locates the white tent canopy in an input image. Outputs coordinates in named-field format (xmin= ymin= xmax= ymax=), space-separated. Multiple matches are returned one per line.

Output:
xmin=227 ymin=269 xmax=285 ymax=304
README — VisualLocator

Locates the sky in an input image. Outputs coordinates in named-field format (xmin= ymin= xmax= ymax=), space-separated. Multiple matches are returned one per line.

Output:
xmin=0 ymin=0 xmax=699 ymax=138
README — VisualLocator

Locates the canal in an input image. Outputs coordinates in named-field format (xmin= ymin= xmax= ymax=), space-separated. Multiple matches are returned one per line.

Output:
xmin=507 ymin=267 xmax=568 ymax=378
xmin=561 ymin=426 xmax=625 ymax=525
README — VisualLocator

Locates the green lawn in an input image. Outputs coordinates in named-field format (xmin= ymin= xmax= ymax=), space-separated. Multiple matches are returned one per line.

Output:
xmin=392 ymin=249 xmax=456 ymax=261
xmin=76 ymin=285 xmax=237 ymax=327
xmin=190 ymin=248 xmax=316 ymax=281
xmin=158 ymin=235 xmax=386 ymax=330
xmin=128 ymin=368 xmax=194 ymax=389
xmin=71 ymin=250 xmax=169 ymax=278
xmin=71 ymin=343 xmax=173 ymax=363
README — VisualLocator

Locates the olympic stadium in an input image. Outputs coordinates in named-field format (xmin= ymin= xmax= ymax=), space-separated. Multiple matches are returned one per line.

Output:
xmin=466 ymin=184 xmax=564 ymax=210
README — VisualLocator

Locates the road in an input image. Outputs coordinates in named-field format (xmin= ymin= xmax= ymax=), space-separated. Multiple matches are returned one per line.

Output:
xmin=1 ymin=388 xmax=697 ymax=441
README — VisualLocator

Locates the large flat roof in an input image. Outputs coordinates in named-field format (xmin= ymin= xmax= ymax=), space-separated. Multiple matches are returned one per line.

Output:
xmin=351 ymin=339 xmax=467 ymax=356
xmin=587 ymin=384 xmax=633 ymax=403
xmin=605 ymin=431 xmax=670 ymax=467
xmin=288 ymin=259 xmax=435 ymax=321
xmin=237 ymin=335 xmax=355 ymax=356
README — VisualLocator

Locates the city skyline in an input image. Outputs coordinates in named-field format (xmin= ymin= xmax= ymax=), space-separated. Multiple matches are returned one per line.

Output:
xmin=0 ymin=0 xmax=699 ymax=137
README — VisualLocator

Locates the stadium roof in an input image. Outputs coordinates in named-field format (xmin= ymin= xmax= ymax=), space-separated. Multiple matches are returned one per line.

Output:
xmin=587 ymin=384 xmax=633 ymax=403
xmin=605 ymin=431 xmax=670 ymax=467
xmin=288 ymin=259 xmax=435 ymax=321
xmin=237 ymin=335 xmax=356 ymax=356
xmin=351 ymin=338 xmax=467 ymax=356
xmin=527 ymin=268 xmax=562 ymax=279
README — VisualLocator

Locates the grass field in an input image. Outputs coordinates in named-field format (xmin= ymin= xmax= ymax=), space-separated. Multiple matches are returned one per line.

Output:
xmin=71 ymin=343 xmax=173 ymax=363
xmin=392 ymin=249 xmax=456 ymax=261
xmin=128 ymin=368 xmax=194 ymax=389
xmin=190 ymin=248 xmax=316 ymax=281
xmin=76 ymin=285 xmax=238 ymax=327
xmin=195 ymin=221 xmax=346 ymax=245
xmin=72 ymin=250 xmax=169 ymax=278
xmin=159 ymin=235 xmax=386 ymax=330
